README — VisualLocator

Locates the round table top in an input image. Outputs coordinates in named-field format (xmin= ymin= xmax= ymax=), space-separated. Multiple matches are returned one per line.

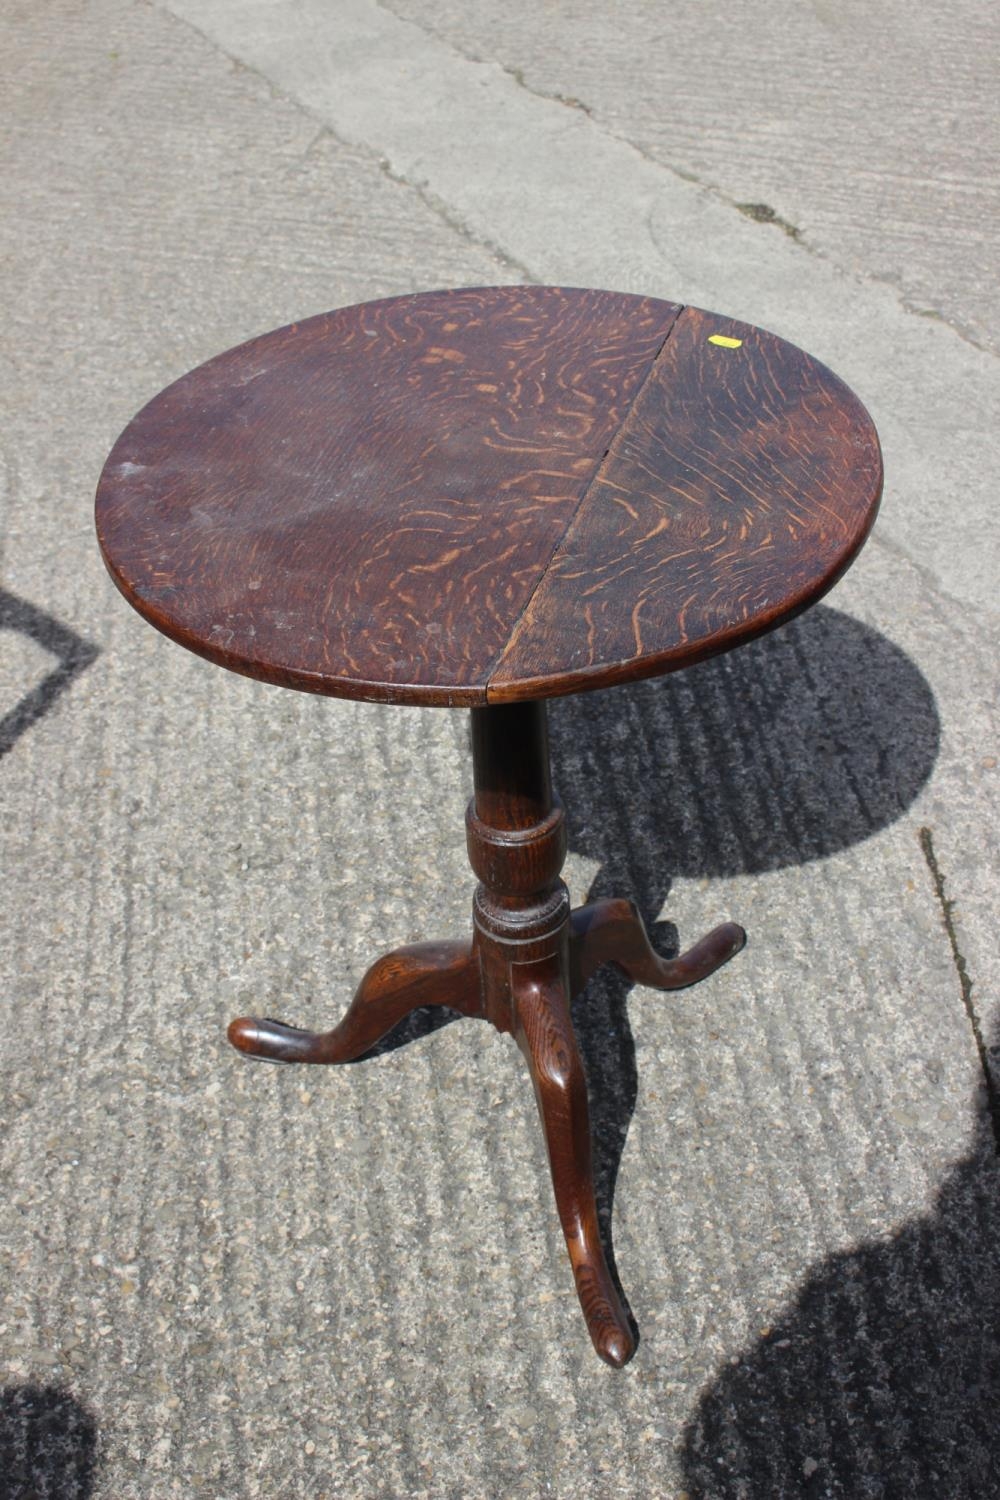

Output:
xmin=96 ymin=286 xmax=882 ymax=707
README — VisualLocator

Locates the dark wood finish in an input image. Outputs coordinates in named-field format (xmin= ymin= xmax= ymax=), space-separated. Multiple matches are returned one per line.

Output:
xmin=228 ymin=941 xmax=481 ymax=1063
xmin=490 ymin=305 xmax=883 ymax=699
xmin=469 ymin=700 xmax=553 ymax=830
xmin=512 ymin=952 xmax=633 ymax=1368
xmin=96 ymin=287 xmax=678 ymax=706
xmin=227 ymin=702 xmax=745 ymax=1367
xmin=570 ymin=899 xmax=745 ymax=997
xmin=97 ymin=285 xmax=880 ymax=1367
xmin=96 ymin=288 xmax=881 ymax=707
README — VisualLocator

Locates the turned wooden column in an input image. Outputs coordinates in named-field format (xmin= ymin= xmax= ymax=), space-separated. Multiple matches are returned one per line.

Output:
xmin=467 ymin=702 xmax=570 ymax=1033
xmin=222 ymin=698 xmax=745 ymax=1366
xmin=467 ymin=702 xmax=635 ymax=1366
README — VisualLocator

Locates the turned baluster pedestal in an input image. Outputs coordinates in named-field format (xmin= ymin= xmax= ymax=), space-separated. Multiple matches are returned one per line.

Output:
xmin=228 ymin=700 xmax=744 ymax=1366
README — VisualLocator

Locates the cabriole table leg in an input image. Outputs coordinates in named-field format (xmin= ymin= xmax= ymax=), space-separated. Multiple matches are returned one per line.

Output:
xmin=228 ymin=941 xmax=482 ymax=1063
xmin=227 ymin=698 xmax=745 ymax=1367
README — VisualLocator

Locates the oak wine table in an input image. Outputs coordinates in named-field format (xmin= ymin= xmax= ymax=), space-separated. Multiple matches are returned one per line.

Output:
xmin=96 ymin=286 xmax=882 ymax=1367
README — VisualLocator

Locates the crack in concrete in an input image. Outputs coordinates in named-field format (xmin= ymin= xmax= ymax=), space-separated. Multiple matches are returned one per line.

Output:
xmin=147 ymin=0 xmax=537 ymax=282
xmin=300 ymin=125 xmax=330 ymax=161
xmin=375 ymin=0 xmax=995 ymax=359
xmin=865 ymin=274 xmax=991 ymax=356
xmin=375 ymin=159 xmax=536 ymax=282
xmin=161 ymin=0 xmax=996 ymax=362
xmin=149 ymin=0 xmax=997 ymax=612
xmin=919 ymin=826 xmax=1000 ymax=1155
xmin=736 ymin=201 xmax=802 ymax=241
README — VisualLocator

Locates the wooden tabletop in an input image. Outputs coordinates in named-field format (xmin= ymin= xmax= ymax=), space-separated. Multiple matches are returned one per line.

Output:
xmin=96 ymin=286 xmax=882 ymax=706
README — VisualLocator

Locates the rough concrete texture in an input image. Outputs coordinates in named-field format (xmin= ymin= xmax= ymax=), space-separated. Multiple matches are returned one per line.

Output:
xmin=1 ymin=2 xmax=997 ymax=1497
xmin=386 ymin=0 xmax=1000 ymax=357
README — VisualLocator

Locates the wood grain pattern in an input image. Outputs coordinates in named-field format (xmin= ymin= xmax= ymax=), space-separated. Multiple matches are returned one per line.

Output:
xmin=97 ymin=289 xmax=880 ymax=707
xmin=489 ymin=305 xmax=883 ymax=699
xmin=96 ymin=286 xmax=677 ymax=705
xmin=97 ymin=286 xmax=880 ymax=1365
xmin=228 ymin=941 xmax=481 ymax=1063
xmin=569 ymin=897 xmax=744 ymax=996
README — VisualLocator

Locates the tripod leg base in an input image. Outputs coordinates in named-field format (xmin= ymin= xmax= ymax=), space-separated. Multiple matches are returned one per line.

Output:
xmin=571 ymin=898 xmax=745 ymax=995
xmin=228 ymin=941 xmax=481 ymax=1064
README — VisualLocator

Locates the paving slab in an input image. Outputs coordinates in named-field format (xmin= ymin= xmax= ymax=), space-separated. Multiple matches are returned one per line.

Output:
xmin=386 ymin=0 xmax=1000 ymax=357
xmin=162 ymin=0 xmax=1000 ymax=616
xmin=1 ymin=1 xmax=998 ymax=1497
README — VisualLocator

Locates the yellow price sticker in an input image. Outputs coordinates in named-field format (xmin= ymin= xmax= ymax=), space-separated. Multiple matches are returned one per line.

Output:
xmin=708 ymin=334 xmax=743 ymax=348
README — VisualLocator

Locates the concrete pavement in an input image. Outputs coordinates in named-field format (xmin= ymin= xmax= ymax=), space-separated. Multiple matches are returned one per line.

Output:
xmin=1 ymin=2 xmax=997 ymax=1496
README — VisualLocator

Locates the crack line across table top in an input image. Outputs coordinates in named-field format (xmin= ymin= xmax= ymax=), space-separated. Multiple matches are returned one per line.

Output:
xmin=486 ymin=303 xmax=883 ymax=702
xmin=95 ymin=287 xmax=882 ymax=707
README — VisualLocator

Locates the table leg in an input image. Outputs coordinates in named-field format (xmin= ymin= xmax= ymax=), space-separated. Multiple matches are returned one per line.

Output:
xmin=227 ymin=940 xmax=482 ymax=1063
xmin=570 ymin=898 xmax=745 ymax=995
xmin=226 ymin=698 xmax=745 ymax=1367
xmin=513 ymin=950 xmax=636 ymax=1368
